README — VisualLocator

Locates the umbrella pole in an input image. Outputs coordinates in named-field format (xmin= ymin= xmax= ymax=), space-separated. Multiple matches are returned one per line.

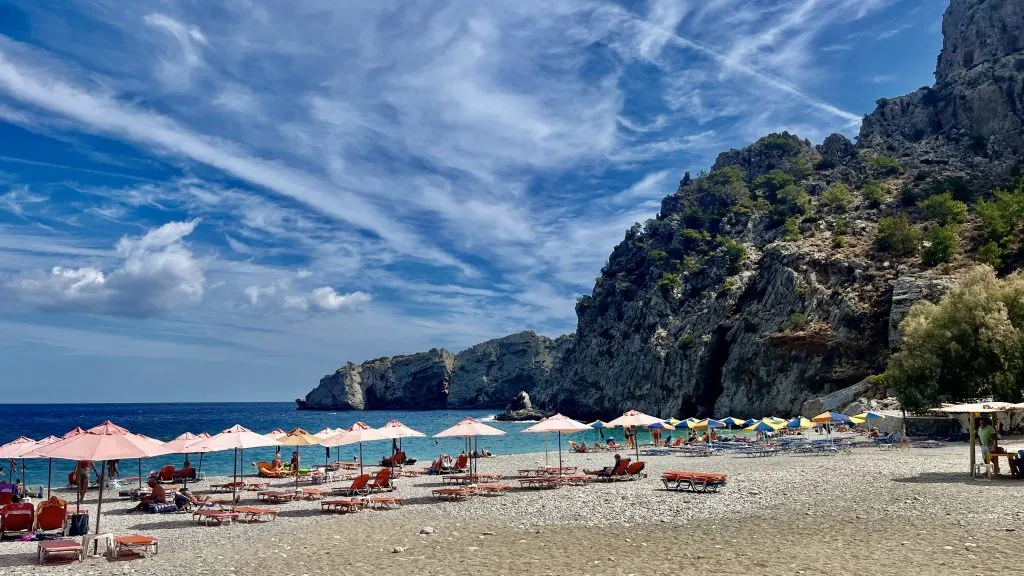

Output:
xmin=138 ymin=458 xmax=143 ymax=489
xmin=232 ymin=448 xmax=238 ymax=510
xmin=359 ymin=443 xmax=364 ymax=477
xmin=47 ymin=458 xmax=52 ymax=498
xmin=198 ymin=453 xmax=204 ymax=480
xmin=558 ymin=431 xmax=563 ymax=474
xmin=93 ymin=459 xmax=107 ymax=550
xmin=544 ymin=433 xmax=548 ymax=466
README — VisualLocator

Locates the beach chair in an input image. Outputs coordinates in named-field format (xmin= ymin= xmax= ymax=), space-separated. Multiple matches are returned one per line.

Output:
xmin=173 ymin=466 xmax=196 ymax=481
xmin=568 ymin=441 xmax=586 ymax=453
xmin=332 ymin=474 xmax=371 ymax=496
xmin=35 ymin=497 xmax=69 ymax=534
xmin=606 ymin=440 xmax=622 ymax=450
xmin=38 ymin=540 xmax=83 ymax=564
xmin=367 ymin=468 xmax=394 ymax=492
xmin=0 ymin=491 xmax=12 ymax=506
xmin=0 ymin=502 xmax=35 ymax=539
xmin=593 ymin=458 xmax=631 ymax=481
xmin=157 ymin=465 xmax=175 ymax=483
xmin=453 ymin=454 xmax=469 ymax=473
xmin=625 ymin=461 xmax=646 ymax=479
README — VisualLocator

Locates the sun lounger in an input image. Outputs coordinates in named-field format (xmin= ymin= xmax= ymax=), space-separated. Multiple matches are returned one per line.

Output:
xmin=300 ymin=488 xmax=328 ymax=500
xmin=741 ymin=447 xmax=779 ymax=457
xmin=591 ymin=458 xmax=631 ymax=481
xmin=193 ymin=510 xmax=239 ymax=526
xmin=367 ymin=468 xmax=394 ymax=492
xmin=625 ymin=461 xmax=646 ymax=479
xmin=38 ymin=540 xmax=83 ymax=564
xmin=453 ymin=454 xmax=469 ymax=473
xmin=321 ymin=499 xmax=366 ymax=513
xmin=34 ymin=497 xmax=68 ymax=534
xmin=431 ymin=488 xmax=474 ymax=501
xmin=367 ymin=497 xmax=403 ymax=510
xmin=518 ymin=477 xmax=560 ymax=489
xmin=110 ymin=535 xmax=158 ymax=559
xmin=661 ymin=471 xmax=728 ymax=493
xmin=157 ymin=465 xmax=176 ymax=483
xmin=233 ymin=506 xmax=277 ymax=522
xmin=210 ymin=481 xmax=246 ymax=492
xmin=1 ymin=502 xmax=35 ymax=538
xmin=473 ymin=484 xmax=510 ymax=496
xmin=256 ymin=490 xmax=295 ymax=504
xmin=332 ymin=474 xmax=371 ymax=496
xmin=557 ymin=474 xmax=595 ymax=486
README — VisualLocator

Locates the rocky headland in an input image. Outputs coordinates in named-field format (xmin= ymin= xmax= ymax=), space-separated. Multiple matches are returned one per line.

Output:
xmin=298 ymin=0 xmax=1024 ymax=419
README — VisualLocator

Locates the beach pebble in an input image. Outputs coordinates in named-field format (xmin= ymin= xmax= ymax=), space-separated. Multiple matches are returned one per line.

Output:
xmin=420 ymin=527 xmax=435 ymax=535
xmin=481 ymin=531 xmax=495 ymax=536
xmin=391 ymin=547 xmax=406 ymax=553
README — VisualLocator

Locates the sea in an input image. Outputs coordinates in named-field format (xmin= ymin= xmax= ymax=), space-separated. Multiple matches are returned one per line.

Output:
xmin=0 ymin=402 xmax=642 ymax=489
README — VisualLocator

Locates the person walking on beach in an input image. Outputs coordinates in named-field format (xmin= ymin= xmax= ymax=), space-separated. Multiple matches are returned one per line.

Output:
xmin=74 ymin=460 xmax=98 ymax=503
xmin=107 ymin=459 xmax=120 ymax=479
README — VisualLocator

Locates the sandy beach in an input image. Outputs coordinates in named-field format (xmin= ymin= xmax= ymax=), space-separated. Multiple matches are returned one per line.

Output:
xmin=2 ymin=440 xmax=1022 ymax=575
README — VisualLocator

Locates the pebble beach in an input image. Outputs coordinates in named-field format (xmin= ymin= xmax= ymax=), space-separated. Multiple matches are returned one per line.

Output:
xmin=2 ymin=440 xmax=1022 ymax=575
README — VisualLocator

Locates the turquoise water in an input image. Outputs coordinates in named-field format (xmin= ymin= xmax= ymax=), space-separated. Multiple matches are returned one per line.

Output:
xmin=0 ymin=403 xmax=642 ymax=488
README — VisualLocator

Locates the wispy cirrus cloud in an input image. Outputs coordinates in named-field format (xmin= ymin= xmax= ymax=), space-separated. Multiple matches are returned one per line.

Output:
xmin=0 ymin=0 xmax=936 ymax=400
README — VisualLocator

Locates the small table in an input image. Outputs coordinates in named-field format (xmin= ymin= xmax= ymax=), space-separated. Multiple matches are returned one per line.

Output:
xmin=111 ymin=535 xmax=158 ymax=559
xmin=985 ymin=452 xmax=1020 ymax=477
xmin=38 ymin=540 xmax=83 ymax=564
xmin=193 ymin=510 xmax=239 ymax=526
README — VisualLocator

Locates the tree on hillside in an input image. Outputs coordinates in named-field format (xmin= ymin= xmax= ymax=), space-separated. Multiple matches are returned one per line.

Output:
xmin=885 ymin=266 xmax=1024 ymax=412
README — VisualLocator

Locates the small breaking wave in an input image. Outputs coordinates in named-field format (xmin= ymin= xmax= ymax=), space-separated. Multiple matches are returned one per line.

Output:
xmin=478 ymin=414 xmax=498 ymax=422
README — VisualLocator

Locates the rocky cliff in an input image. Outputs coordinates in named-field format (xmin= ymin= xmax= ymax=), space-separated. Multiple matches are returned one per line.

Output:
xmin=296 ymin=331 xmax=570 ymax=410
xmin=300 ymin=0 xmax=1023 ymax=418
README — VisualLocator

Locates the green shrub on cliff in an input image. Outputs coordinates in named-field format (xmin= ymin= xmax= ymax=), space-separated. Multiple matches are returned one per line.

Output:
xmin=868 ymin=154 xmax=904 ymax=177
xmin=876 ymin=214 xmax=921 ymax=255
xmin=921 ymin=224 xmax=960 ymax=266
xmin=861 ymin=181 xmax=887 ymax=208
xmin=821 ymin=183 xmax=853 ymax=212
xmin=918 ymin=192 xmax=967 ymax=225
xmin=885 ymin=267 xmax=1024 ymax=412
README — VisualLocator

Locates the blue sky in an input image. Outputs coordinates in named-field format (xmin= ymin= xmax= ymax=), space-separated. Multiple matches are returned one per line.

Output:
xmin=0 ymin=0 xmax=946 ymax=402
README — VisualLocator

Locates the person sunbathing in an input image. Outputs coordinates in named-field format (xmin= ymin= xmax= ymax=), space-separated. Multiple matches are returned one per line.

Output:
xmin=577 ymin=441 xmax=589 ymax=452
xmin=584 ymin=454 xmax=621 ymax=477
xmin=174 ymin=486 xmax=212 ymax=510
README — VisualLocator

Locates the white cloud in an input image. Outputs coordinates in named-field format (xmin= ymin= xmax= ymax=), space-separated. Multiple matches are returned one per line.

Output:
xmin=6 ymin=220 xmax=205 ymax=316
xmin=284 ymin=287 xmax=371 ymax=313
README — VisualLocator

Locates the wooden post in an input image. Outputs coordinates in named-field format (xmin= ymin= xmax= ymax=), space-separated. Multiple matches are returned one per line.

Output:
xmin=968 ymin=412 xmax=976 ymax=477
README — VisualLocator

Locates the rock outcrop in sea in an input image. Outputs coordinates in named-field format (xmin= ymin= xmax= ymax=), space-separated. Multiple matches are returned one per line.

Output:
xmin=297 ymin=331 xmax=570 ymax=411
xmin=299 ymin=0 xmax=1024 ymax=418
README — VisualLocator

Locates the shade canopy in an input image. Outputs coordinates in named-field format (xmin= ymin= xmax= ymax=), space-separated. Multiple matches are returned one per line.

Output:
xmin=277 ymin=428 xmax=322 ymax=447
xmin=265 ymin=428 xmax=287 ymax=441
xmin=62 ymin=427 xmax=86 ymax=439
xmin=745 ymin=419 xmax=784 ymax=433
xmin=162 ymin=432 xmax=210 ymax=454
xmin=647 ymin=421 xmax=676 ymax=430
xmin=741 ymin=418 xmax=758 ymax=427
xmin=606 ymin=410 xmax=664 ymax=428
xmin=434 ymin=417 xmax=506 ymax=438
xmin=721 ymin=417 xmax=746 ymax=427
xmin=377 ymin=420 xmax=426 ymax=439
xmin=0 ymin=437 xmax=37 ymax=458
xmin=812 ymin=411 xmax=854 ymax=425
xmin=522 ymin=414 xmax=590 ymax=434
xmin=588 ymin=420 xmax=608 ymax=429
xmin=194 ymin=424 xmax=281 ymax=452
xmin=37 ymin=421 xmax=170 ymax=461
xmin=785 ymin=417 xmax=814 ymax=429
xmin=322 ymin=422 xmax=390 ymax=447
xmin=315 ymin=427 xmax=341 ymax=438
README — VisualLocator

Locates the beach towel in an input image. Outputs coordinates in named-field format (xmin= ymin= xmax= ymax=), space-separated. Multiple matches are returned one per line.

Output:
xmin=147 ymin=503 xmax=178 ymax=514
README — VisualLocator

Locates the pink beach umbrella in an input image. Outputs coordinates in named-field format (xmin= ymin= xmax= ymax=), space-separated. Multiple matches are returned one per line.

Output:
xmin=377 ymin=420 xmax=426 ymax=464
xmin=36 ymin=421 xmax=171 ymax=539
xmin=165 ymin=432 xmax=216 ymax=482
xmin=21 ymin=436 xmax=60 ymax=497
xmin=62 ymin=427 xmax=86 ymax=439
xmin=192 ymin=425 xmax=280 ymax=505
xmin=522 ymin=414 xmax=590 ymax=474
xmin=0 ymin=437 xmax=37 ymax=486
xmin=606 ymin=409 xmax=665 ymax=461
xmin=322 ymin=423 xmax=389 ymax=476
xmin=434 ymin=418 xmax=506 ymax=477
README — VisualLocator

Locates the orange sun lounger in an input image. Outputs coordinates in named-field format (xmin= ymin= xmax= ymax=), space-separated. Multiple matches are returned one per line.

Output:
xmin=321 ymin=499 xmax=366 ymax=513
xmin=431 ymin=488 xmax=474 ymax=501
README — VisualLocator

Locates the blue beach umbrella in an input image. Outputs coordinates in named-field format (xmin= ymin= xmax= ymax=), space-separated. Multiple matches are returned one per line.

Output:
xmin=647 ymin=421 xmax=675 ymax=430
xmin=721 ymin=417 xmax=745 ymax=428
xmin=786 ymin=417 xmax=814 ymax=429
xmin=588 ymin=421 xmax=607 ymax=428
xmin=742 ymin=418 xmax=758 ymax=428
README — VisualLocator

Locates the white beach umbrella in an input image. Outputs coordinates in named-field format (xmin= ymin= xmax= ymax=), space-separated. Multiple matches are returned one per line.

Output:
xmin=193 ymin=425 xmax=281 ymax=504
xmin=606 ymin=410 xmax=663 ymax=460
xmin=434 ymin=418 xmax=506 ymax=477
xmin=377 ymin=420 xmax=427 ymax=465
xmin=522 ymin=414 xmax=590 ymax=473
xmin=322 ymin=423 xmax=389 ymax=476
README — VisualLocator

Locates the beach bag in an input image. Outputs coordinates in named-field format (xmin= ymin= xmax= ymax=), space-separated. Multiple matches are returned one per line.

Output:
xmin=67 ymin=512 xmax=89 ymax=536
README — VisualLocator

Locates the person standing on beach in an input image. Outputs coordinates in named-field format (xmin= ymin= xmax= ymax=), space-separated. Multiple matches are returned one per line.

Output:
xmin=107 ymin=460 xmax=120 ymax=479
xmin=978 ymin=418 xmax=999 ymax=474
xmin=290 ymin=449 xmax=300 ymax=473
